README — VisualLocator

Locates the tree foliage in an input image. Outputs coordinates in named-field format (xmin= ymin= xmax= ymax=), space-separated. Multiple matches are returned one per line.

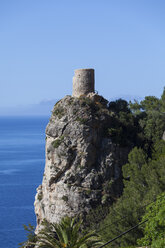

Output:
xmin=99 ymin=143 xmax=165 ymax=247
xmin=138 ymin=192 xmax=165 ymax=248
xmin=107 ymin=99 xmax=141 ymax=147
xmin=19 ymin=224 xmax=36 ymax=248
xmin=129 ymin=95 xmax=165 ymax=155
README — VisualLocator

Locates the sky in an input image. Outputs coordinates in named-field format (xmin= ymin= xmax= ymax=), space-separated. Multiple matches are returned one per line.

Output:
xmin=0 ymin=0 xmax=165 ymax=113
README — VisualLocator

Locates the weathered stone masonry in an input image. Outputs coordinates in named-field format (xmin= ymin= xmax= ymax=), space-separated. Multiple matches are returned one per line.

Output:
xmin=72 ymin=68 xmax=95 ymax=97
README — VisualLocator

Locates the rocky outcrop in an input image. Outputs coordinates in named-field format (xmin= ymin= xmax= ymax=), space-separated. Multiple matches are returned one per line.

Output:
xmin=34 ymin=93 xmax=129 ymax=232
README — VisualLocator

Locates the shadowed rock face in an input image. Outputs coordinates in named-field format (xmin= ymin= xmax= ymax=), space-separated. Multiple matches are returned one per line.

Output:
xmin=34 ymin=94 xmax=129 ymax=232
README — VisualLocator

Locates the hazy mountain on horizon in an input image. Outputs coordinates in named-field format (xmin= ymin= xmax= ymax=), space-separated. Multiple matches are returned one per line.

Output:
xmin=0 ymin=95 xmax=143 ymax=116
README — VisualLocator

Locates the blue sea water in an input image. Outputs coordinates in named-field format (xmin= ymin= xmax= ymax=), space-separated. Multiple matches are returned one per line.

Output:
xmin=0 ymin=116 xmax=49 ymax=248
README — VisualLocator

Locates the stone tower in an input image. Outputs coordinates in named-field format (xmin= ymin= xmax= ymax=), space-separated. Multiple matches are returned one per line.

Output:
xmin=72 ymin=68 xmax=95 ymax=97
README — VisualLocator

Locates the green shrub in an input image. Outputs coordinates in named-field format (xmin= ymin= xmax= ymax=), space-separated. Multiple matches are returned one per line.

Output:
xmin=62 ymin=195 xmax=68 ymax=202
xmin=51 ymin=136 xmax=64 ymax=148
xmin=52 ymin=106 xmax=65 ymax=119
xmin=76 ymin=117 xmax=88 ymax=124
xmin=37 ymin=192 xmax=43 ymax=201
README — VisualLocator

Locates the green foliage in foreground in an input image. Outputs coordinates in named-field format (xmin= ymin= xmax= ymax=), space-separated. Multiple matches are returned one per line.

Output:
xmin=20 ymin=216 xmax=103 ymax=248
xmin=19 ymin=224 xmax=36 ymax=248
xmin=37 ymin=216 xmax=103 ymax=248
xmin=138 ymin=192 xmax=165 ymax=248
xmin=99 ymin=143 xmax=165 ymax=247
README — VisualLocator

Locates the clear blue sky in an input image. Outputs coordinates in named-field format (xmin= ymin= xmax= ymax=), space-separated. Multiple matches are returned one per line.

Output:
xmin=1 ymin=0 xmax=165 ymax=108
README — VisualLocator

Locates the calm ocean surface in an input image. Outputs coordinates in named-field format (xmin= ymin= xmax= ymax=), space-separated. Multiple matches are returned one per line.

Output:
xmin=0 ymin=116 xmax=49 ymax=248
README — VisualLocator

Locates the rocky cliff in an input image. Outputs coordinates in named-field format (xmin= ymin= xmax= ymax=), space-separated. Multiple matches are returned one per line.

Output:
xmin=34 ymin=93 xmax=129 ymax=232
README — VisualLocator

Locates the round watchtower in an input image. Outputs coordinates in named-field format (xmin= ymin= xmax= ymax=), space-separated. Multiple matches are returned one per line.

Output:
xmin=72 ymin=68 xmax=95 ymax=97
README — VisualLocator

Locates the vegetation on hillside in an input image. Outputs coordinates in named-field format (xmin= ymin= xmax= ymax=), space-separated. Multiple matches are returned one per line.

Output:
xmin=97 ymin=88 xmax=165 ymax=247
xmin=138 ymin=192 xmax=165 ymax=248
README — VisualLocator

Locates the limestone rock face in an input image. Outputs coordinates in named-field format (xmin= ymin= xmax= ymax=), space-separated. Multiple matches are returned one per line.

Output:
xmin=34 ymin=94 xmax=129 ymax=232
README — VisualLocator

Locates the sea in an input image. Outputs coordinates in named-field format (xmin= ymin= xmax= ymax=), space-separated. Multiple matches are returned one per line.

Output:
xmin=0 ymin=116 xmax=49 ymax=248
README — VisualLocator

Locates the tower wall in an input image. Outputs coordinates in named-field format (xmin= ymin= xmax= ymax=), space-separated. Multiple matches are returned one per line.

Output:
xmin=72 ymin=69 xmax=95 ymax=97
